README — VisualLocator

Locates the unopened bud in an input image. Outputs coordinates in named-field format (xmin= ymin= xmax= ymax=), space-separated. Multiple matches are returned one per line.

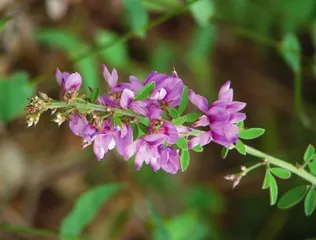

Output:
xmin=241 ymin=166 xmax=247 ymax=171
xmin=38 ymin=92 xmax=49 ymax=100
xmin=53 ymin=113 xmax=65 ymax=126
xmin=233 ymin=175 xmax=242 ymax=188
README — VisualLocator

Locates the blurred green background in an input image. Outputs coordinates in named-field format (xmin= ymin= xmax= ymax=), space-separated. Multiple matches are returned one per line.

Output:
xmin=0 ymin=0 xmax=316 ymax=239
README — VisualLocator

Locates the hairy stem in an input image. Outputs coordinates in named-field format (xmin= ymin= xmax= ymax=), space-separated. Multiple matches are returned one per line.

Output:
xmin=46 ymin=100 xmax=316 ymax=186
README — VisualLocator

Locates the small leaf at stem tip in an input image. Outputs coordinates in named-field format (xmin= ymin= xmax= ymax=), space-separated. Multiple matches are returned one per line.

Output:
xmin=113 ymin=116 xmax=123 ymax=129
xmin=168 ymin=108 xmax=179 ymax=119
xmin=90 ymin=88 xmax=100 ymax=103
xmin=305 ymin=187 xmax=316 ymax=216
xmin=176 ymin=137 xmax=188 ymax=150
xmin=269 ymin=174 xmax=278 ymax=205
xmin=181 ymin=150 xmax=190 ymax=172
xmin=183 ymin=113 xmax=200 ymax=122
xmin=192 ymin=144 xmax=203 ymax=152
xmin=134 ymin=82 xmax=155 ymax=101
xmin=280 ymin=33 xmax=301 ymax=73
xmin=238 ymin=128 xmax=265 ymax=140
xmin=262 ymin=171 xmax=271 ymax=189
xmin=235 ymin=140 xmax=246 ymax=155
xmin=270 ymin=168 xmax=291 ymax=179
xmin=114 ymin=112 xmax=125 ymax=117
xmin=308 ymin=161 xmax=316 ymax=175
xmin=221 ymin=147 xmax=229 ymax=159
xmin=304 ymin=144 xmax=315 ymax=162
xmin=178 ymin=86 xmax=188 ymax=115
xmin=236 ymin=121 xmax=244 ymax=129
xmin=277 ymin=185 xmax=308 ymax=209
xmin=172 ymin=116 xmax=187 ymax=125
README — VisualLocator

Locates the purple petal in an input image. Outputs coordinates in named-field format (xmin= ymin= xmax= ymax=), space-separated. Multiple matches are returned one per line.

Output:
xmin=211 ymin=128 xmax=232 ymax=147
xmin=69 ymin=114 xmax=89 ymax=137
xmin=150 ymin=88 xmax=167 ymax=100
xmin=230 ymin=113 xmax=246 ymax=123
xmin=226 ymin=101 xmax=246 ymax=113
xmin=188 ymin=89 xmax=209 ymax=113
xmin=188 ymin=131 xmax=212 ymax=148
xmin=143 ymin=134 xmax=167 ymax=146
xmin=115 ymin=124 xmax=133 ymax=157
xmin=129 ymin=76 xmax=143 ymax=92
xmin=93 ymin=133 xmax=113 ymax=160
xmin=161 ymin=154 xmax=180 ymax=174
xmin=56 ymin=68 xmax=63 ymax=86
xmin=120 ymin=89 xmax=135 ymax=108
xmin=149 ymin=157 xmax=160 ymax=171
xmin=218 ymin=81 xmax=230 ymax=98
xmin=224 ymin=124 xmax=239 ymax=144
xmin=157 ymin=121 xmax=179 ymax=144
xmin=98 ymin=95 xmax=118 ymax=107
xmin=192 ymin=115 xmax=210 ymax=127
xmin=130 ymin=101 xmax=148 ymax=116
xmin=102 ymin=64 xmax=118 ymax=88
xmin=64 ymin=73 xmax=82 ymax=92
xmin=124 ymin=140 xmax=140 ymax=160
xmin=147 ymin=103 xmax=162 ymax=120
xmin=175 ymin=125 xmax=192 ymax=136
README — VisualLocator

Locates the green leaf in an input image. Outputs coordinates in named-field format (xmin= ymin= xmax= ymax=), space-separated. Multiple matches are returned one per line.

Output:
xmin=238 ymin=128 xmax=265 ymax=140
xmin=180 ymin=150 xmax=190 ymax=172
xmin=60 ymin=184 xmax=121 ymax=239
xmin=236 ymin=121 xmax=244 ymax=129
xmin=0 ymin=17 xmax=9 ymax=32
xmin=37 ymin=29 xmax=100 ymax=91
xmin=137 ymin=122 xmax=148 ymax=133
xmin=169 ymin=108 xmax=179 ymax=119
xmin=183 ymin=113 xmax=200 ymax=122
xmin=189 ymin=0 xmax=214 ymax=27
xmin=94 ymin=31 xmax=128 ymax=68
xmin=178 ymin=86 xmax=188 ymax=115
xmin=269 ymin=174 xmax=278 ymax=205
xmin=134 ymin=82 xmax=155 ymax=101
xmin=113 ymin=116 xmax=123 ymax=129
xmin=176 ymin=137 xmax=188 ymax=150
xmin=278 ymin=186 xmax=308 ymax=209
xmin=132 ymin=124 xmax=140 ymax=139
xmin=304 ymin=144 xmax=315 ymax=162
xmin=280 ymin=33 xmax=301 ymax=73
xmin=0 ymin=72 xmax=34 ymax=122
xmin=192 ymin=145 xmax=203 ymax=153
xmin=305 ymin=187 xmax=316 ymax=216
xmin=90 ymin=88 xmax=100 ymax=103
xmin=221 ymin=147 xmax=229 ymax=159
xmin=270 ymin=168 xmax=291 ymax=179
xmin=235 ymin=140 xmax=246 ymax=155
xmin=308 ymin=161 xmax=316 ymax=175
xmin=262 ymin=171 xmax=271 ymax=189
xmin=172 ymin=116 xmax=187 ymax=125
xmin=123 ymin=0 xmax=149 ymax=37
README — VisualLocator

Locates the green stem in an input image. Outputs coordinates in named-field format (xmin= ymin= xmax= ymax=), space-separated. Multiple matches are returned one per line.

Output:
xmin=45 ymin=100 xmax=316 ymax=186
xmin=245 ymin=145 xmax=316 ymax=186
xmin=242 ymin=162 xmax=264 ymax=176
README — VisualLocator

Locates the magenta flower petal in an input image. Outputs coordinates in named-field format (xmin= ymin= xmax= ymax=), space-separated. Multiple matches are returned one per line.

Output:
xmin=93 ymin=133 xmax=113 ymax=160
xmin=130 ymin=101 xmax=148 ymax=116
xmin=115 ymin=124 xmax=133 ymax=157
xmin=224 ymin=124 xmax=239 ymax=143
xmin=161 ymin=154 xmax=180 ymax=174
xmin=129 ymin=76 xmax=143 ymax=92
xmin=188 ymin=131 xmax=212 ymax=149
xmin=102 ymin=64 xmax=118 ymax=88
xmin=226 ymin=101 xmax=246 ymax=113
xmin=143 ymin=134 xmax=167 ymax=145
xmin=56 ymin=68 xmax=63 ymax=85
xmin=64 ymin=73 xmax=82 ymax=92
xmin=150 ymin=88 xmax=167 ymax=100
xmin=69 ymin=114 xmax=89 ymax=137
xmin=124 ymin=140 xmax=139 ymax=160
xmin=189 ymin=89 xmax=209 ymax=113
xmin=218 ymin=81 xmax=230 ymax=98
xmin=157 ymin=121 xmax=179 ymax=144
xmin=120 ymin=89 xmax=135 ymax=108
xmin=192 ymin=115 xmax=210 ymax=127
xmin=230 ymin=113 xmax=246 ymax=123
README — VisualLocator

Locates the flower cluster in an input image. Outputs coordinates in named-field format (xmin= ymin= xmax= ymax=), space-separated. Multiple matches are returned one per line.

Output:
xmin=26 ymin=65 xmax=246 ymax=174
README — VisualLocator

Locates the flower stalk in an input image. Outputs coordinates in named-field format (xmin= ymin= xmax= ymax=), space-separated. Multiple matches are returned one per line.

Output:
xmin=44 ymin=99 xmax=316 ymax=186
